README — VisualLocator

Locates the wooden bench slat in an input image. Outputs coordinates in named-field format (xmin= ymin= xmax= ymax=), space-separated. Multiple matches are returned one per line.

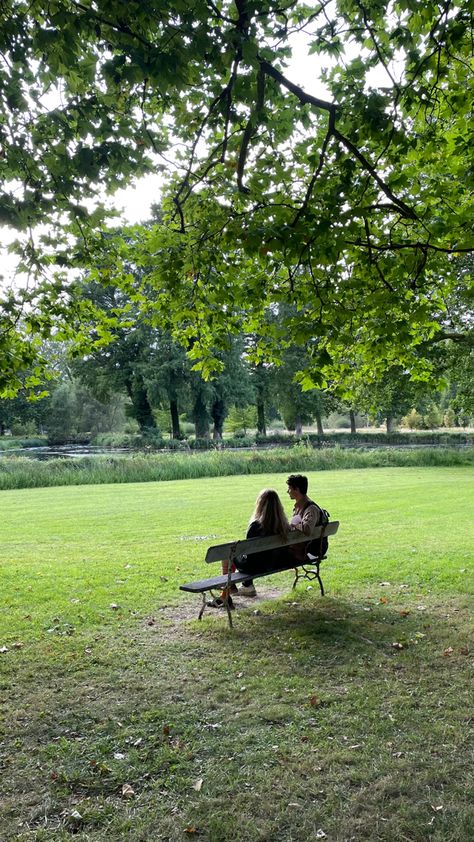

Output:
xmin=180 ymin=561 xmax=327 ymax=594
xmin=204 ymin=521 xmax=339 ymax=563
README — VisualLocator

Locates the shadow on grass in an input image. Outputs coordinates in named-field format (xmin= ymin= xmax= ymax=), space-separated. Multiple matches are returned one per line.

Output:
xmin=2 ymin=587 xmax=472 ymax=842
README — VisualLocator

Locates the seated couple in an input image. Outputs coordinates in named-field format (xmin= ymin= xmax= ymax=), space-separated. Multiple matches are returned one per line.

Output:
xmin=214 ymin=473 xmax=327 ymax=608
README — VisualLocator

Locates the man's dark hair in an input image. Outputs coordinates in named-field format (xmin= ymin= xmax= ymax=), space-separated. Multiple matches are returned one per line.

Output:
xmin=286 ymin=474 xmax=308 ymax=494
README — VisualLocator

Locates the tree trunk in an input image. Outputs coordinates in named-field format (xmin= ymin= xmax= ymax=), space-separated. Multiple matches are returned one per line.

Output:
xmin=386 ymin=415 xmax=395 ymax=434
xmin=170 ymin=398 xmax=181 ymax=439
xmin=295 ymin=415 xmax=303 ymax=435
xmin=315 ymin=410 xmax=324 ymax=436
xmin=193 ymin=390 xmax=210 ymax=439
xmin=211 ymin=397 xmax=226 ymax=440
xmin=254 ymin=367 xmax=267 ymax=436
xmin=0 ymin=422 xmax=5 ymax=436
xmin=349 ymin=409 xmax=357 ymax=434
xmin=256 ymin=398 xmax=266 ymax=436
xmin=133 ymin=377 xmax=156 ymax=430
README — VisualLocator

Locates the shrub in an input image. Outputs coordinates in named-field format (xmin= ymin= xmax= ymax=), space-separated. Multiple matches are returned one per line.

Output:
xmin=402 ymin=409 xmax=424 ymax=430
xmin=423 ymin=404 xmax=443 ymax=429
xmin=444 ymin=408 xmax=457 ymax=428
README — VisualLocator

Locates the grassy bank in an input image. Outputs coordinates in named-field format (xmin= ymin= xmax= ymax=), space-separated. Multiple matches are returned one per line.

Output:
xmin=1 ymin=467 xmax=473 ymax=840
xmin=0 ymin=444 xmax=473 ymax=490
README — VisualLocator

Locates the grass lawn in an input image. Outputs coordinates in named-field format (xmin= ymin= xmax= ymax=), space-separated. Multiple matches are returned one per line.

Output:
xmin=1 ymin=466 xmax=473 ymax=841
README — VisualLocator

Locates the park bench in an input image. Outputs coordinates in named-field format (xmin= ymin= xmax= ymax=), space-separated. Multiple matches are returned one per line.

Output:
xmin=180 ymin=521 xmax=340 ymax=627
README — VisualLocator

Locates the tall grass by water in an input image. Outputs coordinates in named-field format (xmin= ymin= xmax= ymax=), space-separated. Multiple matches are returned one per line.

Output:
xmin=0 ymin=444 xmax=472 ymax=489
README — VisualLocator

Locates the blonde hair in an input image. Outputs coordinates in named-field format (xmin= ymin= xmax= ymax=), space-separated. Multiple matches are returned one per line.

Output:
xmin=250 ymin=489 xmax=289 ymax=540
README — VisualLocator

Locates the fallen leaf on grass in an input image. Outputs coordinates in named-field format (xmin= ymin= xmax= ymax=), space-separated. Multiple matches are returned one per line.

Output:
xmin=443 ymin=647 xmax=454 ymax=656
xmin=163 ymin=725 xmax=171 ymax=736
xmin=459 ymin=647 xmax=470 ymax=655
xmin=192 ymin=778 xmax=203 ymax=791
xmin=121 ymin=783 xmax=135 ymax=798
xmin=380 ymin=596 xmax=389 ymax=604
xmin=431 ymin=804 xmax=443 ymax=812
xmin=0 ymin=646 xmax=8 ymax=654
xmin=315 ymin=831 xmax=327 ymax=839
xmin=184 ymin=827 xmax=199 ymax=834
xmin=392 ymin=642 xmax=404 ymax=650
xmin=110 ymin=603 xmax=120 ymax=611
xmin=399 ymin=610 xmax=410 ymax=617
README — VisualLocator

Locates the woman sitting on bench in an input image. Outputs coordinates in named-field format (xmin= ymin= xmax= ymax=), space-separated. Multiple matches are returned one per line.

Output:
xmin=214 ymin=488 xmax=291 ymax=607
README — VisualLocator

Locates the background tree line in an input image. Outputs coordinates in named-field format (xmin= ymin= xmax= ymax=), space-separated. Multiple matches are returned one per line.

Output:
xmin=1 ymin=278 xmax=471 ymax=443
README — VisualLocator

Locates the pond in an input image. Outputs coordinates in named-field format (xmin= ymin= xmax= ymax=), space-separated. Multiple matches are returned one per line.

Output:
xmin=0 ymin=445 xmax=133 ymax=460
xmin=1 ymin=440 xmax=471 ymax=460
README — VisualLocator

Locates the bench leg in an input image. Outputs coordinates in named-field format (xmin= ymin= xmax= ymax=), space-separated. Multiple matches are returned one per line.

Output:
xmin=292 ymin=564 xmax=325 ymax=597
xmin=198 ymin=593 xmax=207 ymax=621
xmin=197 ymin=589 xmax=233 ymax=627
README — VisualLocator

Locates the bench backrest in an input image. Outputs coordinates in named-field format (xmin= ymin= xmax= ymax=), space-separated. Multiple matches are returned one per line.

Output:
xmin=205 ymin=521 xmax=340 ymax=564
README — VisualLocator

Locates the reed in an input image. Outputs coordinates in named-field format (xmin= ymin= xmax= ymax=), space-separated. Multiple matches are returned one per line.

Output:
xmin=0 ymin=444 xmax=472 ymax=490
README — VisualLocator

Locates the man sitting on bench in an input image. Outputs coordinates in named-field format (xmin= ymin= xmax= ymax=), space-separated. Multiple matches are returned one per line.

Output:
xmin=286 ymin=473 xmax=329 ymax=563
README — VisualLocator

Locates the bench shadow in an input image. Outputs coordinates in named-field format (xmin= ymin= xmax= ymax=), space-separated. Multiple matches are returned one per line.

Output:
xmin=199 ymin=588 xmax=437 ymax=664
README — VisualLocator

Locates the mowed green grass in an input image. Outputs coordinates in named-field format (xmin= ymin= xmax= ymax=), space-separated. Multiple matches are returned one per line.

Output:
xmin=1 ymin=466 xmax=473 ymax=842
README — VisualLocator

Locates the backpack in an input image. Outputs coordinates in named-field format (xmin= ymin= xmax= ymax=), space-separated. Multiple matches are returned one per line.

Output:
xmin=303 ymin=500 xmax=330 ymax=559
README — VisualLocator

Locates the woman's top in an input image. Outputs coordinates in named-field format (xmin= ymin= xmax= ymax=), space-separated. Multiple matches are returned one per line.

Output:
xmin=235 ymin=520 xmax=291 ymax=575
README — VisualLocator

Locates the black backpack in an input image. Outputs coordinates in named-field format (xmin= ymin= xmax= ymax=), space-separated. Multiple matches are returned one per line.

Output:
xmin=303 ymin=500 xmax=330 ymax=559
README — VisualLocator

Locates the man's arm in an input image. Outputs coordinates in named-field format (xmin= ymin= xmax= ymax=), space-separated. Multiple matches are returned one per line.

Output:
xmin=290 ymin=503 xmax=319 ymax=536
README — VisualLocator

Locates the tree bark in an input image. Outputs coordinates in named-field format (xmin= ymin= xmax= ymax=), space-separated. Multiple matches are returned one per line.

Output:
xmin=211 ymin=397 xmax=226 ymax=440
xmin=256 ymin=398 xmax=266 ymax=436
xmin=125 ymin=376 xmax=156 ymax=430
xmin=349 ymin=409 xmax=357 ymax=434
xmin=193 ymin=390 xmax=210 ymax=439
xmin=295 ymin=415 xmax=303 ymax=435
xmin=170 ymin=398 xmax=181 ymax=439
xmin=315 ymin=410 xmax=324 ymax=436
xmin=386 ymin=415 xmax=395 ymax=434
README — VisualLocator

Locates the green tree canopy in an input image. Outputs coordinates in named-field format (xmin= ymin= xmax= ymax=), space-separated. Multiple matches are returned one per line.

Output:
xmin=1 ymin=1 xmax=473 ymax=392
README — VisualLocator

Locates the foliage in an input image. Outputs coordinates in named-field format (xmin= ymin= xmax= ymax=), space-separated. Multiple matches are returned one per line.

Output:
xmin=225 ymin=404 xmax=257 ymax=435
xmin=1 ymin=1 xmax=473 ymax=393
xmin=402 ymin=408 xmax=424 ymax=430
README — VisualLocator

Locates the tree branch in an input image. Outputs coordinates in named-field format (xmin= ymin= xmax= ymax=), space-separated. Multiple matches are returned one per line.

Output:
xmin=260 ymin=58 xmax=417 ymax=220
xmin=237 ymin=64 xmax=266 ymax=193
xmin=346 ymin=240 xmax=474 ymax=254
xmin=332 ymin=128 xmax=417 ymax=220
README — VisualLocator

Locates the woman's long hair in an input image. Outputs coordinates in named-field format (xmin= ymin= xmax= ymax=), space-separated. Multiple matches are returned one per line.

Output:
xmin=250 ymin=489 xmax=289 ymax=540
